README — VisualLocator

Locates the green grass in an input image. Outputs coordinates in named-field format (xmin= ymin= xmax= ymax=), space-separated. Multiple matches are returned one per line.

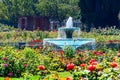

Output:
xmin=0 ymin=72 xmax=72 ymax=80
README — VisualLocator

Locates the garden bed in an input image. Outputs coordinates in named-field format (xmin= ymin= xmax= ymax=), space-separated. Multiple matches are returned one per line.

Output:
xmin=0 ymin=46 xmax=120 ymax=79
xmin=0 ymin=28 xmax=120 ymax=79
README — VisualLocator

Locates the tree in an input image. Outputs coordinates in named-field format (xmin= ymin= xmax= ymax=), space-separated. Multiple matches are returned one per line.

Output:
xmin=0 ymin=0 xmax=80 ymax=27
xmin=1 ymin=0 xmax=37 ymax=27
xmin=0 ymin=1 xmax=8 ymax=22
xmin=36 ymin=0 xmax=80 ymax=26
xmin=78 ymin=0 xmax=120 ymax=30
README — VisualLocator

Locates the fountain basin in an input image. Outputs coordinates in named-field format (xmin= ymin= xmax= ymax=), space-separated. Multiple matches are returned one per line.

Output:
xmin=43 ymin=17 xmax=95 ymax=50
xmin=58 ymin=27 xmax=80 ymax=38
xmin=59 ymin=27 xmax=80 ymax=30
xmin=43 ymin=38 xmax=95 ymax=49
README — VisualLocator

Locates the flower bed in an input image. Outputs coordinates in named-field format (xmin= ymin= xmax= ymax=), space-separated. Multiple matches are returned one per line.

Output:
xmin=0 ymin=47 xmax=42 ymax=78
xmin=0 ymin=28 xmax=120 ymax=79
xmin=0 ymin=46 xmax=120 ymax=79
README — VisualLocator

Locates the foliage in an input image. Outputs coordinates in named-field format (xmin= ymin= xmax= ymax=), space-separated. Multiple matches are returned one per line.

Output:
xmin=63 ymin=45 xmax=75 ymax=59
xmin=0 ymin=0 xmax=120 ymax=29
xmin=78 ymin=0 xmax=120 ymax=29
xmin=0 ymin=1 xmax=7 ymax=20
xmin=1 ymin=0 xmax=37 ymax=26
xmin=0 ymin=28 xmax=119 ymax=50
xmin=0 ymin=0 xmax=80 ymax=27
xmin=0 ymin=42 xmax=120 ymax=79
xmin=0 ymin=47 xmax=42 ymax=77
xmin=33 ymin=0 xmax=80 ymax=25
xmin=91 ymin=27 xmax=120 ymax=35
xmin=80 ymin=29 xmax=120 ymax=43
xmin=0 ymin=23 xmax=16 ymax=32
xmin=0 ymin=30 xmax=49 ymax=43
xmin=0 ymin=28 xmax=119 ymax=79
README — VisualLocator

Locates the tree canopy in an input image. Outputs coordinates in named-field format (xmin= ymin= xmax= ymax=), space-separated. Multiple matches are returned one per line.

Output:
xmin=78 ymin=0 xmax=120 ymax=29
xmin=1 ymin=0 xmax=37 ymax=26
xmin=0 ymin=0 xmax=80 ymax=27
xmin=35 ymin=0 xmax=80 ymax=25
xmin=0 ymin=0 xmax=120 ymax=29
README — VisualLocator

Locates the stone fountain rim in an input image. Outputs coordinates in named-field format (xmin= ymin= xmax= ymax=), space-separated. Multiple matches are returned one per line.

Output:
xmin=43 ymin=38 xmax=95 ymax=41
xmin=58 ymin=27 xmax=80 ymax=30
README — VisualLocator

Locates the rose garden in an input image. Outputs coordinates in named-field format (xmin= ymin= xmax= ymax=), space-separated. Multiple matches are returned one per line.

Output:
xmin=0 ymin=0 xmax=120 ymax=80
xmin=0 ymin=25 xmax=120 ymax=80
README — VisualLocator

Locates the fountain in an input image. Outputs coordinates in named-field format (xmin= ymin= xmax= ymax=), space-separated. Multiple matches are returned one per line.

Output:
xmin=43 ymin=17 xmax=95 ymax=50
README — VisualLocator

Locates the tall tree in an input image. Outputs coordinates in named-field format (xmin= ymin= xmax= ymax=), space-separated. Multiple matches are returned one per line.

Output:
xmin=36 ymin=0 xmax=80 ymax=25
xmin=0 ymin=1 xmax=8 ymax=23
xmin=78 ymin=0 xmax=120 ymax=29
xmin=2 ymin=0 xmax=37 ymax=27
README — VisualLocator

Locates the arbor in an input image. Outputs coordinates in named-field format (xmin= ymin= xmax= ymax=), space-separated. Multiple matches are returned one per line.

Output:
xmin=36 ymin=0 xmax=80 ymax=25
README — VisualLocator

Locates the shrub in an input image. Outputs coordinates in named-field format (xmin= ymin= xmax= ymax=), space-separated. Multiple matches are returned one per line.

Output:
xmin=0 ymin=47 xmax=42 ymax=77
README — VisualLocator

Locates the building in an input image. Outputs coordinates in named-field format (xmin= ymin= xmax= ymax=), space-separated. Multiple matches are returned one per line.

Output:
xmin=18 ymin=16 xmax=50 ymax=31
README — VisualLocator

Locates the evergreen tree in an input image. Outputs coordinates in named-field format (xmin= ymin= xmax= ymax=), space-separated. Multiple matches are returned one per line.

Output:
xmin=78 ymin=0 xmax=120 ymax=29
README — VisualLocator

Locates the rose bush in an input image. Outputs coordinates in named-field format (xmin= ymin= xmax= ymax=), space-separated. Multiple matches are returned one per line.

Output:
xmin=0 ymin=42 xmax=120 ymax=79
xmin=0 ymin=47 xmax=43 ymax=77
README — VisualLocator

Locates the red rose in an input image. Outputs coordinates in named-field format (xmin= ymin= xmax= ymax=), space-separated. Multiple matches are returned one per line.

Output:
xmin=89 ymin=59 xmax=95 ymax=64
xmin=91 ymin=61 xmax=98 ymax=65
xmin=118 ymin=53 xmax=120 ymax=57
xmin=66 ymin=77 xmax=72 ymax=80
xmin=99 ymin=51 xmax=103 ymax=55
xmin=110 ymin=62 xmax=118 ymax=68
xmin=38 ymin=65 xmax=45 ymax=70
xmin=93 ymin=51 xmax=98 ymax=55
xmin=118 ymin=50 xmax=120 ymax=53
xmin=66 ymin=63 xmax=74 ymax=70
xmin=87 ymin=65 xmax=96 ymax=71
xmin=80 ymin=63 xmax=86 ymax=67
xmin=93 ymin=51 xmax=103 ymax=55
